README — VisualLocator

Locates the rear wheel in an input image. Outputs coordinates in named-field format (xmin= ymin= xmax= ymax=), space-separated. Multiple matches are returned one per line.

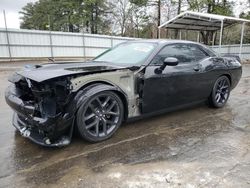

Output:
xmin=76 ymin=91 xmax=124 ymax=142
xmin=209 ymin=76 xmax=230 ymax=108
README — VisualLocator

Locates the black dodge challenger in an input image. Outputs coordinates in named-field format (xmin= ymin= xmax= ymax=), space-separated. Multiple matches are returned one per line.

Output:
xmin=5 ymin=40 xmax=242 ymax=146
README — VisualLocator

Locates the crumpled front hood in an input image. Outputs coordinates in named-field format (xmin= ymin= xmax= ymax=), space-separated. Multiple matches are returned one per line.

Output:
xmin=16 ymin=61 xmax=126 ymax=82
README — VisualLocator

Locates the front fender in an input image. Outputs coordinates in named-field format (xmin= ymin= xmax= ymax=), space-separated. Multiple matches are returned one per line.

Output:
xmin=67 ymin=83 xmax=128 ymax=116
xmin=68 ymin=70 xmax=140 ymax=118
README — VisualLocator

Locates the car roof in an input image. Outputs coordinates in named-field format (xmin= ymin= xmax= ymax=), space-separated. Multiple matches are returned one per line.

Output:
xmin=125 ymin=39 xmax=217 ymax=58
xmin=127 ymin=39 xmax=202 ymax=45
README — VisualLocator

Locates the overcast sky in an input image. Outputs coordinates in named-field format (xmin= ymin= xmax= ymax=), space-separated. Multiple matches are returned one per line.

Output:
xmin=0 ymin=0 xmax=37 ymax=28
xmin=0 ymin=0 xmax=249 ymax=29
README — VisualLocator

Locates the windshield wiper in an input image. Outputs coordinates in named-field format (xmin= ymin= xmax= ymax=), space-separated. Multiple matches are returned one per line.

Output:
xmin=127 ymin=66 xmax=140 ymax=71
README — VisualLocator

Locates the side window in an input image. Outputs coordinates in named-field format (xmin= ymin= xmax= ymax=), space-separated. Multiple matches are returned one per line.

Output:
xmin=191 ymin=45 xmax=209 ymax=61
xmin=151 ymin=43 xmax=208 ymax=65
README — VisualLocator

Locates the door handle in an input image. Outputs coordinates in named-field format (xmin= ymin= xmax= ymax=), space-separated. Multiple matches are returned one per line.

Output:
xmin=193 ymin=65 xmax=201 ymax=72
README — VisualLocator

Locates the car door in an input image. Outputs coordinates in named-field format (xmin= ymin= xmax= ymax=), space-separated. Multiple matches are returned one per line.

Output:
xmin=141 ymin=43 xmax=210 ymax=114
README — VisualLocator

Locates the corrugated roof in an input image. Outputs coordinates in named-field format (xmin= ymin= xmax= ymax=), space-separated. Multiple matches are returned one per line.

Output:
xmin=159 ymin=11 xmax=250 ymax=31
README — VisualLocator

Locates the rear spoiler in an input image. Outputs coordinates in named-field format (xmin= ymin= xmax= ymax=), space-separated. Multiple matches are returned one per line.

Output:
xmin=222 ymin=54 xmax=241 ymax=63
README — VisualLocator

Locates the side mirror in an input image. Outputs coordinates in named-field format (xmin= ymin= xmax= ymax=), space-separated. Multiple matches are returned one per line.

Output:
xmin=155 ymin=57 xmax=179 ymax=74
xmin=163 ymin=57 xmax=179 ymax=66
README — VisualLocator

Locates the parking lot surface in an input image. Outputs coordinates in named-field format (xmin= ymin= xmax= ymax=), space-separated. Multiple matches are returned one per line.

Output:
xmin=0 ymin=65 xmax=250 ymax=188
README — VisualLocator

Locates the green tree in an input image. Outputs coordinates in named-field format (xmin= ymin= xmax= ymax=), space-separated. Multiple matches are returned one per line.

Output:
xmin=109 ymin=0 xmax=133 ymax=36
xmin=240 ymin=11 xmax=250 ymax=20
xmin=130 ymin=0 xmax=163 ymax=38
xmin=20 ymin=0 xmax=110 ymax=34
xmin=239 ymin=11 xmax=250 ymax=44
xmin=187 ymin=0 xmax=233 ymax=15
xmin=186 ymin=0 xmax=234 ymax=44
xmin=81 ymin=0 xmax=110 ymax=34
xmin=108 ymin=0 xmax=151 ymax=37
xmin=131 ymin=6 xmax=151 ymax=37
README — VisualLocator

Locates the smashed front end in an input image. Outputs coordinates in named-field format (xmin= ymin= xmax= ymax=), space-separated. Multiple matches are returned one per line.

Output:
xmin=5 ymin=73 xmax=75 ymax=147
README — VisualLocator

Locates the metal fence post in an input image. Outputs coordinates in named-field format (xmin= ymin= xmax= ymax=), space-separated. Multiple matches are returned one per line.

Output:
xmin=111 ymin=36 xmax=113 ymax=48
xmin=219 ymin=20 xmax=224 ymax=53
xmin=49 ymin=31 xmax=53 ymax=59
xmin=82 ymin=33 xmax=86 ymax=60
xmin=3 ymin=10 xmax=11 ymax=61
xmin=48 ymin=15 xmax=53 ymax=59
xmin=197 ymin=31 xmax=200 ymax=42
xmin=239 ymin=22 xmax=245 ymax=58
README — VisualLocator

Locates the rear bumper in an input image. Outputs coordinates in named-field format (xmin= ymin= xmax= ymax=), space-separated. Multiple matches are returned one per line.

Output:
xmin=5 ymin=84 xmax=74 ymax=147
xmin=229 ymin=66 xmax=242 ymax=90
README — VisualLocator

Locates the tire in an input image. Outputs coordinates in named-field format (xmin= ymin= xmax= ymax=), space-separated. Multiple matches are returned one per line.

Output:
xmin=76 ymin=90 xmax=124 ymax=142
xmin=208 ymin=76 xmax=231 ymax=108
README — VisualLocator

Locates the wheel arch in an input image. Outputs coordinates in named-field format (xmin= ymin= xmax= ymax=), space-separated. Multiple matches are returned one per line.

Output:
xmin=72 ymin=81 xmax=129 ymax=121
xmin=208 ymin=73 xmax=232 ymax=97
xmin=208 ymin=74 xmax=231 ymax=108
xmin=221 ymin=74 xmax=232 ymax=85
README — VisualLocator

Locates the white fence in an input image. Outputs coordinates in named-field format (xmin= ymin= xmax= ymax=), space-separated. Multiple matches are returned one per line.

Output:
xmin=0 ymin=28 xmax=134 ymax=60
xmin=211 ymin=44 xmax=250 ymax=60
xmin=0 ymin=28 xmax=250 ymax=61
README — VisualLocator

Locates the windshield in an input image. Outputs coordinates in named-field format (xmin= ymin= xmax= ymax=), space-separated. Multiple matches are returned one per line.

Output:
xmin=94 ymin=42 xmax=157 ymax=65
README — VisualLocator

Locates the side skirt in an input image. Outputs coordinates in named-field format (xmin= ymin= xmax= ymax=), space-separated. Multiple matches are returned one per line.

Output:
xmin=126 ymin=99 xmax=207 ymax=123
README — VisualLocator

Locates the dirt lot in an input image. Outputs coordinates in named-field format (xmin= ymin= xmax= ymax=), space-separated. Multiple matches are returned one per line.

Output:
xmin=0 ymin=64 xmax=250 ymax=188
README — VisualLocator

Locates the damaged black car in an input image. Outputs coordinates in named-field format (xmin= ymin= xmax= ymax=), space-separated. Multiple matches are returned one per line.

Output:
xmin=5 ymin=40 xmax=242 ymax=147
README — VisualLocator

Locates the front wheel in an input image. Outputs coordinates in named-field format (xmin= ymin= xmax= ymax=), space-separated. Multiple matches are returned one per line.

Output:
xmin=76 ymin=90 xmax=124 ymax=142
xmin=209 ymin=76 xmax=231 ymax=108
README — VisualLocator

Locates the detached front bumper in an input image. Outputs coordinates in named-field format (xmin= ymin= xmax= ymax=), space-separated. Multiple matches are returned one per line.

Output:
xmin=12 ymin=113 xmax=72 ymax=147
xmin=5 ymin=85 xmax=74 ymax=147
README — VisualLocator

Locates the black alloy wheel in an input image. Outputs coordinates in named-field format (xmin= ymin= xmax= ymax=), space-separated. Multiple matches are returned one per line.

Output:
xmin=209 ymin=76 xmax=230 ymax=108
xmin=76 ymin=91 xmax=124 ymax=142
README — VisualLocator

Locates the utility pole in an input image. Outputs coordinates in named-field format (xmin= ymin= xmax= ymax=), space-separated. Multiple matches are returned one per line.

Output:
xmin=3 ymin=10 xmax=12 ymax=61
